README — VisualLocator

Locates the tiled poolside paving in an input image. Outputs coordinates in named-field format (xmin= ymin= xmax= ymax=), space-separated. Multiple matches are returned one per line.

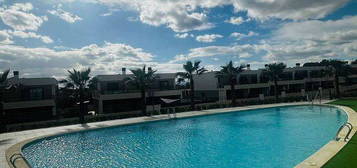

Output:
xmin=1 ymin=101 xmax=356 ymax=168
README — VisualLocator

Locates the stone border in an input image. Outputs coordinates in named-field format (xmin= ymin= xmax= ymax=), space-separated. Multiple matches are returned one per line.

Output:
xmin=4 ymin=101 xmax=353 ymax=168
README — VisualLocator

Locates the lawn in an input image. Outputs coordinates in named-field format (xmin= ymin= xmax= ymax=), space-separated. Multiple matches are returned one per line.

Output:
xmin=328 ymin=98 xmax=357 ymax=111
xmin=323 ymin=98 xmax=357 ymax=168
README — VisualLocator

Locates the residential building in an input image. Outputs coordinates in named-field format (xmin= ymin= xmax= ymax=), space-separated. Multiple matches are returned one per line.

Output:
xmin=93 ymin=68 xmax=183 ymax=114
xmin=92 ymin=63 xmax=357 ymax=114
xmin=194 ymin=63 xmax=357 ymax=103
xmin=2 ymin=71 xmax=58 ymax=124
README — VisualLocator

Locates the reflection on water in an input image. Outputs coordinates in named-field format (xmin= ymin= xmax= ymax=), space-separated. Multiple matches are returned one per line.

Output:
xmin=23 ymin=105 xmax=347 ymax=168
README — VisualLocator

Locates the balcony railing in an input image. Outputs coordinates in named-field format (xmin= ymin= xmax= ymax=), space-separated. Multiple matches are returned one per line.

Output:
xmin=101 ymin=88 xmax=179 ymax=95
xmin=4 ymin=95 xmax=54 ymax=102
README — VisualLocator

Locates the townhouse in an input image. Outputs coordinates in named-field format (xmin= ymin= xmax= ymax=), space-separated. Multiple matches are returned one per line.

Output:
xmin=2 ymin=71 xmax=58 ymax=124
xmin=93 ymin=68 xmax=184 ymax=114
xmin=194 ymin=63 xmax=357 ymax=104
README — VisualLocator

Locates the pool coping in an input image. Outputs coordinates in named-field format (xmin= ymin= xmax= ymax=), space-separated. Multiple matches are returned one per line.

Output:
xmin=295 ymin=104 xmax=357 ymax=168
xmin=3 ymin=101 xmax=355 ymax=168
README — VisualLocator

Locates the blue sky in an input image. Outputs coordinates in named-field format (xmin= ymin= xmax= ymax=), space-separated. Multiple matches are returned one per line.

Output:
xmin=0 ymin=0 xmax=356 ymax=78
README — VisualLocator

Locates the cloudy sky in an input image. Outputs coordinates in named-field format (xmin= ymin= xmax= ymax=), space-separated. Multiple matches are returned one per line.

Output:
xmin=0 ymin=0 xmax=356 ymax=78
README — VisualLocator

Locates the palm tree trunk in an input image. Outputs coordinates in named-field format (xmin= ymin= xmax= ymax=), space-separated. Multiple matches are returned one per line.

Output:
xmin=274 ymin=80 xmax=279 ymax=102
xmin=141 ymin=88 xmax=147 ymax=116
xmin=335 ymin=75 xmax=340 ymax=98
xmin=79 ymin=87 xmax=84 ymax=123
xmin=0 ymin=89 xmax=5 ymax=132
xmin=190 ymin=77 xmax=195 ymax=110
xmin=325 ymin=76 xmax=331 ymax=99
xmin=230 ymin=78 xmax=236 ymax=107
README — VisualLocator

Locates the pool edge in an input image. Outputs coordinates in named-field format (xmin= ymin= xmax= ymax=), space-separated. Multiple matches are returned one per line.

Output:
xmin=294 ymin=104 xmax=357 ymax=168
xmin=5 ymin=101 xmax=351 ymax=168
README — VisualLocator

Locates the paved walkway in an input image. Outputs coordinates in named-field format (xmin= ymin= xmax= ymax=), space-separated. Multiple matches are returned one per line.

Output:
xmin=0 ymin=101 xmax=337 ymax=168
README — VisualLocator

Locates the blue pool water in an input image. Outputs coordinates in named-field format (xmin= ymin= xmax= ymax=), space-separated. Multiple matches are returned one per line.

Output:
xmin=22 ymin=105 xmax=347 ymax=168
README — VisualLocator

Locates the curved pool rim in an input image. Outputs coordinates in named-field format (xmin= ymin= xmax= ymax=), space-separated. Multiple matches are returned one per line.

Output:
xmin=5 ymin=103 xmax=356 ymax=168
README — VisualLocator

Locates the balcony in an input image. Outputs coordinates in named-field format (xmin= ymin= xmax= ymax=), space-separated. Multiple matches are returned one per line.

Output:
xmin=97 ymin=88 xmax=182 ymax=101
xmin=2 ymin=99 xmax=55 ymax=110
xmin=4 ymin=95 xmax=54 ymax=103
xmin=101 ymin=87 xmax=178 ymax=95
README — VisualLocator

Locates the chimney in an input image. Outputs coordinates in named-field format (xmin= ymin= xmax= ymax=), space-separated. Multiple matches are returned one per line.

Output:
xmin=296 ymin=63 xmax=300 ymax=67
xmin=247 ymin=64 xmax=251 ymax=70
xmin=13 ymin=71 xmax=19 ymax=79
xmin=122 ymin=68 xmax=126 ymax=75
xmin=148 ymin=67 xmax=152 ymax=72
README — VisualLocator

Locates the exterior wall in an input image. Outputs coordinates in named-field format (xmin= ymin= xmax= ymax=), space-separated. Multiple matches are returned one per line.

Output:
xmin=93 ymin=65 xmax=357 ymax=114
xmin=193 ymin=72 xmax=218 ymax=91
xmin=2 ymin=83 xmax=57 ymax=123
xmin=2 ymin=99 xmax=55 ymax=110
xmin=4 ymin=106 xmax=55 ymax=124
xmin=99 ymin=90 xmax=182 ymax=101
xmin=3 ymin=85 xmax=54 ymax=102
xmin=196 ymin=65 xmax=357 ymax=102
xmin=94 ymin=74 xmax=183 ymax=114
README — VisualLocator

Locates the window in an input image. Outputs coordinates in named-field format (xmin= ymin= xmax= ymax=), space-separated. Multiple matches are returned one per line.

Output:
xmin=29 ymin=88 xmax=43 ymax=100
xmin=159 ymin=81 xmax=169 ymax=90
xmin=107 ymin=82 xmax=119 ymax=91
xmin=295 ymin=70 xmax=308 ymax=80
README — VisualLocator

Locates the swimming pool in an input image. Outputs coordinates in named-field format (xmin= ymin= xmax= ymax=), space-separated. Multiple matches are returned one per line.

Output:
xmin=22 ymin=105 xmax=347 ymax=168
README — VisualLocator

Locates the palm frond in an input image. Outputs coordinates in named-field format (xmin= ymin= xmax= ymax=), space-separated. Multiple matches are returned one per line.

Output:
xmin=196 ymin=67 xmax=207 ymax=75
xmin=0 ymin=69 xmax=10 ymax=83
xmin=127 ymin=66 xmax=157 ymax=89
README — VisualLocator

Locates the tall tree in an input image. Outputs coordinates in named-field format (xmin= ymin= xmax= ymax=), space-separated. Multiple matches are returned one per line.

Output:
xmin=265 ymin=63 xmax=286 ymax=102
xmin=320 ymin=66 xmax=334 ymax=99
xmin=60 ymin=68 xmax=92 ymax=123
xmin=216 ymin=61 xmax=245 ymax=106
xmin=0 ymin=69 xmax=10 ymax=132
xmin=320 ymin=59 xmax=351 ymax=98
xmin=176 ymin=61 xmax=207 ymax=110
xmin=125 ymin=66 xmax=157 ymax=116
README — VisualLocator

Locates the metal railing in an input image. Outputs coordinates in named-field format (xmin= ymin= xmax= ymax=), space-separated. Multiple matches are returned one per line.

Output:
xmin=335 ymin=122 xmax=353 ymax=142
xmin=9 ymin=153 xmax=30 ymax=168
xmin=167 ymin=107 xmax=177 ymax=119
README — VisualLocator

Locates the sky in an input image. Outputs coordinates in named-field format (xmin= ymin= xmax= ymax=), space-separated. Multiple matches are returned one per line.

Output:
xmin=0 ymin=0 xmax=356 ymax=78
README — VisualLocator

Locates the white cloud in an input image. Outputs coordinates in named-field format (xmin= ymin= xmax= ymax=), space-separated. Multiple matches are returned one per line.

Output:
xmin=0 ymin=29 xmax=53 ymax=44
xmin=0 ymin=30 xmax=13 ymax=44
xmin=91 ymin=0 xmax=349 ymax=33
xmin=127 ymin=16 xmax=138 ymax=22
xmin=48 ymin=6 xmax=82 ymax=23
xmin=176 ymin=16 xmax=357 ymax=65
xmin=225 ymin=16 xmax=244 ymax=25
xmin=273 ymin=16 xmax=357 ymax=44
xmin=10 ymin=30 xmax=53 ymax=43
xmin=0 ymin=3 xmax=47 ymax=31
xmin=172 ymin=44 xmax=261 ymax=63
xmin=231 ymin=0 xmax=350 ymax=20
xmin=262 ymin=16 xmax=357 ymax=63
xmin=230 ymin=31 xmax=258 ymax=40
xmin=95 ymin=0 xmax=216 ymax=32
xmin=196 ymin=34 xmax=223 ymax=43
xmin=0 ymin=42 xmax=156 ymax=77
xmin=174 ymin=33 xmax=194 ymax=39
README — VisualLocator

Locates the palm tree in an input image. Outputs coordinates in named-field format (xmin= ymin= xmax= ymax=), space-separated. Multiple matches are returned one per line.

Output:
xmin=320 ymin=59 xmax=351 ymax=98
xmin=176 ymin=61 xmax=207 ymax=110
xmin=265 ymin=63 xmax=286 ymax=102
xmin=125 ymin=66 xmax=157 ymax=116
xmin=0 ymin=69 xmax=10 ymax=131
xmin=320 ymin=66 xmax=334 ymax=99
xmin=216 ymin=61 xmax=245 ymax=106
xmin=60 ymin=68 xmax=92 ymax=123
